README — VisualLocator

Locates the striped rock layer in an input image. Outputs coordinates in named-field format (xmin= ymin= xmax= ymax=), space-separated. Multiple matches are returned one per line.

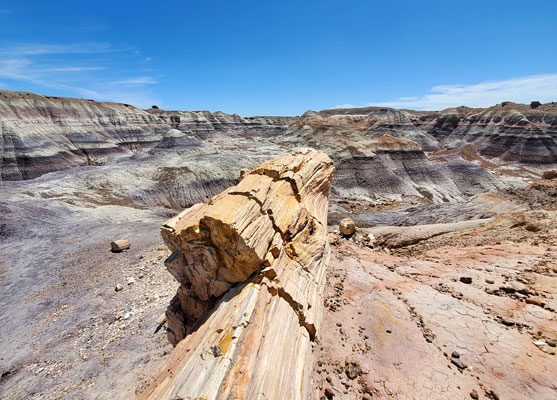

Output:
xmin=139 ymin=148 xmax=335 ymax=400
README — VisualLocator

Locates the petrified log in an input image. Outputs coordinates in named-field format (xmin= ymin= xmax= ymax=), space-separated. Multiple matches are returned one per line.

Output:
xmin=111 ymin=239 xmax=130 ymax=252
xmin=139 ymin=148 xmax=334 ymax=400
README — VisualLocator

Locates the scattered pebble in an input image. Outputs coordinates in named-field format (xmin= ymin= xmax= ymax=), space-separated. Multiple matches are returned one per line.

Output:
xmin=111 ymin=239 xmax=131 ymax=252
xmin=460 ymin=277 xmax=473 ymax=284
xmin=487 ymin=390 xmax=500 ymax=400
xmin=114 ymin=284 xmax=123 ymax=292
xmin=451 ymin=357 xmax=466 ymax=370
xmin=345 ymin=362 xmax=361 ymax=380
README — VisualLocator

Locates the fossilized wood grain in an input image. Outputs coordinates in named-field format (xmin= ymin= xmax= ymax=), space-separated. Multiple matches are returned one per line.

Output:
xmin=139 ymin=148 xmax=335 ymax=400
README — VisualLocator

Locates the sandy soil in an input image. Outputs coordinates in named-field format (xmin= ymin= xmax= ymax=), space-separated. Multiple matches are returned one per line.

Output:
xmin=0 ymin=215 xmax=176 ymax=399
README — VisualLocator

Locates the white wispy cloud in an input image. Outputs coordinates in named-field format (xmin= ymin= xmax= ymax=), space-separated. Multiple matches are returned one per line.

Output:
xmin=46 ymin=66 xmax=106 ymax=72
xmin=0 ymin=42 xmax=161 ymax=108
xmin=110 ymin=77 xmax=158 ymax=85
xmin=0 ymin=59 xmax=105 ymax=80
xmin=0 ymin=58 xmax=34 ymax=80
xmin=0 ymin=42 xmax=114 ymax=56
xmin=335 ymin=73 xmax=557 ymax=110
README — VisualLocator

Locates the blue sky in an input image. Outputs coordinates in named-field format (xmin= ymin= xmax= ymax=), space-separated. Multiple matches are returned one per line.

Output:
xmin=0 ymin=1 xmax=556 ymax=115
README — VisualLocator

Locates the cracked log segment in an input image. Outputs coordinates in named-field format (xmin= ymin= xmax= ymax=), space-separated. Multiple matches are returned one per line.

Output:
xmin=139 ymin=148 xmax=335 ymax=400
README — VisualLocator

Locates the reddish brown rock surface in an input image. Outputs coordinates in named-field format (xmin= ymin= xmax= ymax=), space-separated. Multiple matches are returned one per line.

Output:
xmin=312 ymin=184 xmax=557 ymax=399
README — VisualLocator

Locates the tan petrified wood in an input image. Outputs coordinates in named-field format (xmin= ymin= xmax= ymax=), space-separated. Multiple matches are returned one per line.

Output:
xmin=139 ymin=148 xmax=335 ymax=400
xmin=111 ymin=239 xmax=131 ymax=252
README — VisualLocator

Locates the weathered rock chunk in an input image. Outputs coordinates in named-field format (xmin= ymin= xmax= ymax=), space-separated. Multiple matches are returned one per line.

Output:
xmin=140 ymin=149 xmax=334 ymax=400
xmin=110 ymin=239 xmax=130 ymax=252
xmin=542 ymin=169 xmax=557 ymax=180
xmin=339 ymin=218 xmax=356 ymax=237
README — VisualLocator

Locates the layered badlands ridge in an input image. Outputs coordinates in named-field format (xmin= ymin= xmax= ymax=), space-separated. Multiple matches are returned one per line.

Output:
xmin=1 ymin=90 xmax=556 ymax=204
xmin=2 ymin=90 xmax=556 ymax=182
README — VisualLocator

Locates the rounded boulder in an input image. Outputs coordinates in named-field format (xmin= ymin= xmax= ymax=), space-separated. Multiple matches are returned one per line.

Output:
xmin=339 ymin=218 xmax=356 ymax=237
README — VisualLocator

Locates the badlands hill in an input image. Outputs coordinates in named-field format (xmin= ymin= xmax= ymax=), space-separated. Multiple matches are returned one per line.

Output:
xmin=1 ymin=90 xmax=556 ymax=181
xmin=301 ymin=102 xmax=557 ymax=163
xmin=0 ymin=90 xmax=556 ymax=399
xmin=3 ymin=89 xmax=555 ymax=207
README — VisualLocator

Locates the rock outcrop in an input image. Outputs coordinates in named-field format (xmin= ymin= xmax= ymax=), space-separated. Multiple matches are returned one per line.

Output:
xmin=139 ymin=149 xmax=334 ymax=399
xmin=299 ymin=102 xmax=557 ymax=164
xmin=2 ymin=89 xmax=555 ymax=223
xmin=0 ymin=90 xmax=293 ymax=180
xmin=542 ymin=169 xmax=557 ymax=180
xmin=2 ymin=90 xmax=556 ymax=186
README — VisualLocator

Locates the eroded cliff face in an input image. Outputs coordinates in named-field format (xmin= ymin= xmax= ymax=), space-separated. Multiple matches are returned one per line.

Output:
xmin=0 ymin=90 xmax=294 ymax=180
xmin=298 ymin=102 xmax=557 ymax=163
xmin=139 ymin=149 xmax=334 ymax=399
xmin=1 ymin=89 xmax=554 ymax=208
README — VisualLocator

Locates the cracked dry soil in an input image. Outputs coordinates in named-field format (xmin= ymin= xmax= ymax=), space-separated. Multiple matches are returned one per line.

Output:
xmin=313 ymin=226 xmax=557 ymax=399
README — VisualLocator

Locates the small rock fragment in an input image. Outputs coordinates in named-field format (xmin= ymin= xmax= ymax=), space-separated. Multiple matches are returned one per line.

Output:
xmin=345 ymin=362 xmax=361 ymax=380
xmin=127 ymin=277 xmax=135 ymax=285
xmin=501 ymin=317 xmax=515 ymax=326
xmin=339 ymin=218 xmax=356 ymax=237
xmin=460 ymin=277 xmax=472 ymax=284
xmin=542 ymin=170 xmax=557 ymax=180
xmin=485 ymin=279 xmax=494 ymax=284
xmin=487 ymin=390 xmax=500 ymax=400
xmin=470 ymin=389 xmax=479 ymax=399
xmin=111 ymin=239 xmax=131 ymax=252
xmin=115 ymin=284 xmax=123 ymax=292
xmin=525 ymin=297 xmax=545 ymax=307
xmin=451 ymin=357 xmax=466 ymax=370
xmin=451 ymin=351 xmax=460 ymax=359
xmin=324 ymin=387 xmax=334 ymax=399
